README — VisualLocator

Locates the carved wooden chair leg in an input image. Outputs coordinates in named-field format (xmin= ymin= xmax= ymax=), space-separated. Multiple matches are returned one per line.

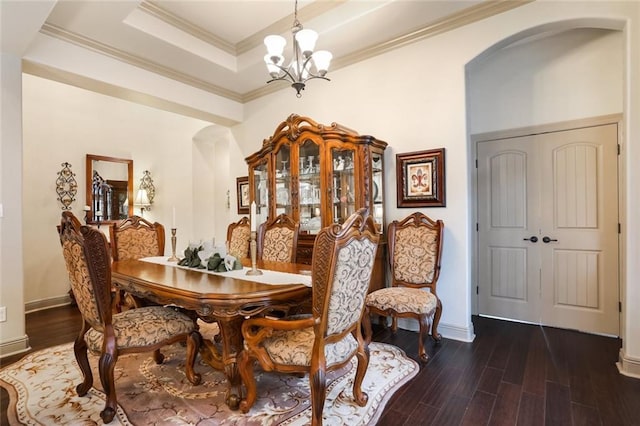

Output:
xmin=391 ymin=316 xmax=399 ymax=333
xmin=98 ymin=350 xmax=118 ymax=424
xmin=153 ymin=349 xmax=165 ymax=364
xmin=362 ymin=307 xmax=373 ymax=345
xmin=238 ymin=351 xmax=257 ymax=413
xmin=417 ymin=314 xmax=431 ymax=363
xmin=309 ymin=365 xmax=327 ymax=426
xmin=352 ymin=345 xmax=369 ymax=406
xmin=73 ymin=325 xmax=93 ymax=396
xmin=431 ymin=298 xmax=443 ymax=342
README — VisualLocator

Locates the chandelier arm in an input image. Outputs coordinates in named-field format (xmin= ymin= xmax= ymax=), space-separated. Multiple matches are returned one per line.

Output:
xmin=266 ymin=63 xmax=298 ymax=84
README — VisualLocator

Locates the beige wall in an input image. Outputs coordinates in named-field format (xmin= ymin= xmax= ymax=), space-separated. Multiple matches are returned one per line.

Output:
xmin=2 ymin=1 xmax=639 ymax=376
xmin=234 ymin=1 xmax=640 ymax=350
xmin=21 ymin=75 xmax=221 ymax=307
xmin=0 ymin=53 xmax=27 ymax=355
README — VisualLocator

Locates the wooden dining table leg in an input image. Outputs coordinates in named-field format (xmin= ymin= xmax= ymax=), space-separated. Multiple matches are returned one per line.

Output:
xmin=216 ymin=316 xmax=245 ymax=410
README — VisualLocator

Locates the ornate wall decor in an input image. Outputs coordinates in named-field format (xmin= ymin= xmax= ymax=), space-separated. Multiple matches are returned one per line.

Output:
xmin=396 ymin=148 xmax=446 ymax=207
xmin=139 ymin=170 xmax=155 ymax=210
xmin=56 ymin=162 xmax=77 ymax=210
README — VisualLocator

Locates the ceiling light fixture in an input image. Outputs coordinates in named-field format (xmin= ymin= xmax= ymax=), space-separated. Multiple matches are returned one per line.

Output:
xmin=263 ymin=0 xmax=332 ymax=97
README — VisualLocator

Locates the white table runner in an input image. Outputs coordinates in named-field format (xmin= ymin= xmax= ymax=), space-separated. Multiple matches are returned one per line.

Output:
xmin=140 ymin=256 xmax=312 ymax=287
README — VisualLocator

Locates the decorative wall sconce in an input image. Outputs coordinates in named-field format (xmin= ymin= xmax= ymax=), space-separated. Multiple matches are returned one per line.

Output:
xmin=134 ymin=188 xmax=151 ymax=216
xmin=56 ymin=162 xmax=77 ymax=210
xmin=138 ymin=170 xmax=155 ymax=210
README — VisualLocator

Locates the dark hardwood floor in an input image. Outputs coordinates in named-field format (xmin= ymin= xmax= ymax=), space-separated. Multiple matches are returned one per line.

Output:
xmin=2 ymin=305 xmax=639 ymax=425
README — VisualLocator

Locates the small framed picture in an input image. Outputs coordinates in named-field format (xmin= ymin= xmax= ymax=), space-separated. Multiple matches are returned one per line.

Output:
xmin=236 ymin=176 xmax=250 ymax=214
xmin=396 ymin=148 xmax=446 ymax=207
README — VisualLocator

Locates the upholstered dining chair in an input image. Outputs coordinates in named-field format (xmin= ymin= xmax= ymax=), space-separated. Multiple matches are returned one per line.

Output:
xmin=109 ymin=215 xmax=165 ymax=310
xmin=257 ymin=213 xmax=299 ymax=263
xmin=58 ymin=211 xmax=201 ymax=424
xmin=109 ymin=215 xmax=165 ymax=261
xmin=363 ymin=212 xmax=444 ymax=362
xmin=237 ymin=209 xmax=379 ymax=426
xmin=226 ymin=216 xmax=250 ymax=259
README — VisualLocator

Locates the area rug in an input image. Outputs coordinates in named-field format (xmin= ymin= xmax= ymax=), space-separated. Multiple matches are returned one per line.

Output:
xmin=1 ymin=339 xmax=417 ymax=425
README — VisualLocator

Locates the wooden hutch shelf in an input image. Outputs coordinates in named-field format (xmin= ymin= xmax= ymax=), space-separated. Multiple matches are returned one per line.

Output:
xmin=245 ymin=114 xmax=387 ymax=291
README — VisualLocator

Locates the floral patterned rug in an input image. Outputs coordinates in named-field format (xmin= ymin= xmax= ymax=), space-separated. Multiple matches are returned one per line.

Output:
xmin=1 ymin=339 xmax=417 ymax=425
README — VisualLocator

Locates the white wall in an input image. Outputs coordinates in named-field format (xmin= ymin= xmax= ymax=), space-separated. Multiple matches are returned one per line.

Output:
xmin=233 ymin=1 xmax=640 ymax=345
xmin=0 ymin=53 xmax=27 ymax=355
xmin=3 ymin=0 xmax=639 ymax=375
xmin=21 ymin=74 xmax=221 ymax=307
xmin=467 ymin=28 xmax=623 ymax=134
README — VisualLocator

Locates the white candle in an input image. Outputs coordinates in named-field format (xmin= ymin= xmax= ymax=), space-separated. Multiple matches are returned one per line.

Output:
xmin=250 ymin=201 xmax=257 ymax=232
xmin=172 ymin=206 xmax=176 ymax=229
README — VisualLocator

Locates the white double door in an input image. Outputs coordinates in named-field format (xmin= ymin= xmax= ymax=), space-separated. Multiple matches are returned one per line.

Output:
xmin=477 ymin=124 xmax=619 ymax=335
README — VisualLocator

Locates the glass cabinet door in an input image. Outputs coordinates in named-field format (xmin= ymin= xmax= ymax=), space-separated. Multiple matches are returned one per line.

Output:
xmin=331 ymin=147 xmax=356 ymax=226
xmin=372 ymin=151 xmax=384 ymax=232
xmin=275 ymin=145 xmax=292 ymax=217
xmin=298 ymin=139 xmax=321 ymax=234
xmin=253 ymin=159 xmax=269 ymax=226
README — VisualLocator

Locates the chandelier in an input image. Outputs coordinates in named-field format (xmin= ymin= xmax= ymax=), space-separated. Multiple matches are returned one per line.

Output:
xmin=263 ymin=0 xmax=332 ymax=97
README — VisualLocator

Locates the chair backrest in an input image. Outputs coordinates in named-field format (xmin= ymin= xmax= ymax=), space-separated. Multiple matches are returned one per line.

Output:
xmin=109 ymin=215 xmax=165 ymax=261
xmin=258 ymin=213 xmax=299 ymax=263
xmin=59 ymin=211 xmax=112 ymax=330
xmin=311 ymin=208 xmax=379 ymax=339
xmin=388 ymin=212 xmax=444 ymax=291
xmin=227 ymin=216 xmax=250 ymax=259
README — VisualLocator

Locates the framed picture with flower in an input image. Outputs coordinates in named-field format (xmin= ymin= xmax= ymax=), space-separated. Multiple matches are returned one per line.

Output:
xmin=396 ymin=148 xmax=446 ymax=207
xmin=236 ymin=176 xmax=250 ymax=214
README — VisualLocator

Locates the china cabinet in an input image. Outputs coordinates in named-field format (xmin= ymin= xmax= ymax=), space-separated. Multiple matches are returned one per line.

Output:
xmin=246 ymin=114 xmax=387 ymax=291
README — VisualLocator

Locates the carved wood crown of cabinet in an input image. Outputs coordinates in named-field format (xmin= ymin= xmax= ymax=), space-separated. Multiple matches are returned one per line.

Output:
xmin=245 ymin=114 xmax=388 ymax=292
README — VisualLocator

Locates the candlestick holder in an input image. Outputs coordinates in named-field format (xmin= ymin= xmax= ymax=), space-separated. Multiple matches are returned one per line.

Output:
xmin=168 ymin=228 xmax=180 ymax=262
xmin=246 ymin=230 xmax=263 ymax=275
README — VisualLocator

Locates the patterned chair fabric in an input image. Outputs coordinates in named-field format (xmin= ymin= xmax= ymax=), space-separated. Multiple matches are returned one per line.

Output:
xmin=238 ymin=209 xmax=379 ymax=426
xmin=110 ymin=215 xmax=165 ymax=261
xmin=110 ymin=215 xmax=165 ymax=310
xmin=258 ymin=213 xmax=299 ymax=263
xmin=226 ymin=217 xmax=250 ymax=259
xmin=58 ymin=211 xmax=201 ymax=424
xmin=364 ymin=212 xmax=444 ymax=363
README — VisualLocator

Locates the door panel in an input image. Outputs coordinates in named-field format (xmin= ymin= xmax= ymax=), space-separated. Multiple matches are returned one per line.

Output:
xmin=477 ymin=124 xmax=619 ymax=335
xmin=539 ymin=124 xmax=619 ymax=334
xmin=478 ymin=138 xmax=541 ymax=323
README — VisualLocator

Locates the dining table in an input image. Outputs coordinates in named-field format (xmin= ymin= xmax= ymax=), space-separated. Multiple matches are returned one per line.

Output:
xmin=110 ymin=256 xmax=313 ymax=409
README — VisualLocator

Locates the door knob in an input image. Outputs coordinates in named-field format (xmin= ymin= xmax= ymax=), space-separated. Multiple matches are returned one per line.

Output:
xmin=542 ymin=236 xmax=558 ymax=243
xmin=523 ymin=236 xmax=538 ymax=243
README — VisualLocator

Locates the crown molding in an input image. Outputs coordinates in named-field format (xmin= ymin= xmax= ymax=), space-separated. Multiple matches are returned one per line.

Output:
xmin=40 ymin=22 xmax=243 ymax=103
xmin=23 ymin=60 xmax=240 ymax=126
xmin=141 ymin=1 xmax=237 ymax=55
xmin=236 ymin=0 xmax=348 ymax=55
xmin=39 ymin=0 xmax=531 ymax=105
xmin=242 ymin=0 xmax=532 ymax=103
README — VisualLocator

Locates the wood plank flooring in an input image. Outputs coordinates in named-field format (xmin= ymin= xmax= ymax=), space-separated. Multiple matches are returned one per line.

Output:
xmin=2 ymin=305 xmax=639 ymax=425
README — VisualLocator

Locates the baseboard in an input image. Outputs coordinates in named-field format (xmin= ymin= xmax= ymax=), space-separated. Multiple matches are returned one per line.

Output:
xmin=617 ymin=348 xmax=640 ymax=379
xmin=0 ymin=335 xmax=30 ymax=360
xmin=25 ymin=294 xmax=72 ymax=313
xmin=396 ymin=318 xmax=476 ymax=342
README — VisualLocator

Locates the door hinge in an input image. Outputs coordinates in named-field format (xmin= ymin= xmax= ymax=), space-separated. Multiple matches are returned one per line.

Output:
xmin=619 ymin=301 xmax=622 ymax=313
xmin=618 ymin=223 xmax=621 ymax=234
xmin=617 ymin=144 xmax=621 ymax=155
xmin=475 ymin=159 xmax=478 ymax=168
xmin=476 ymin=222 xmax=479 ymax=232
xmin=476 ymin=286 xmax=479 ymax=295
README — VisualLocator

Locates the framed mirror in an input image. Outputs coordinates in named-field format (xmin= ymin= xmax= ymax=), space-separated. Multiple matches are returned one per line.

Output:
xmin=85 ymin=154 xmax=133 ymax=224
